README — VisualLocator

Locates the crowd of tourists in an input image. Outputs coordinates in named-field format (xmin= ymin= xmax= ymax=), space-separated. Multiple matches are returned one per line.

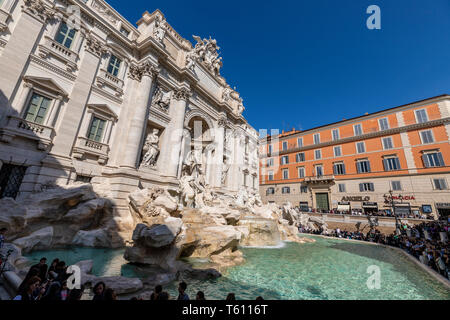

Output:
xmin=300 ymin=221 xmax=450 ymax=280
xmin=299 ymin=208 xmax=431 ymax=220
xmin=5 ymin=255 xmax=263 ymax=301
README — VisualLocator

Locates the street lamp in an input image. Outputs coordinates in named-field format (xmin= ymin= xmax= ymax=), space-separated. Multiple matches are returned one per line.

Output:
xmin=389 ymin=189 xmax=402 ymax=236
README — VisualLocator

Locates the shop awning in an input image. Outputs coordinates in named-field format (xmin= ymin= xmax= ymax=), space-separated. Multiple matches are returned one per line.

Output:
xmin=337 ymin=205 xmax=350 ymax=211
xmin=351 ymin=203 xmax=362 ymax=209
xmin=363 ymin=202 xmax=378 ymax=209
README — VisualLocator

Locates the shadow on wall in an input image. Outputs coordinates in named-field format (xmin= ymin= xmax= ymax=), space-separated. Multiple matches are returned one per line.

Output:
xmin=0 ymin=88 xmax=128 ymax=256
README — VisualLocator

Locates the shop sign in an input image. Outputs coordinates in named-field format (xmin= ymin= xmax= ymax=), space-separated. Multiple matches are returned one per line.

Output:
xmin=363 ymin=202 xmax=378 ymax=207
xmin=383 ymin=194 xmax=416 ymax=204
xmin=341 ymin=196 xmax=370 ymax=202
xmin=436 ymin=203 xmax=450 ymax=209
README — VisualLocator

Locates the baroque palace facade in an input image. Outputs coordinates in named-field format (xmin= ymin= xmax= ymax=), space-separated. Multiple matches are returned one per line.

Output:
xmin=0 ymin=1 xmax=259 ymax=215
xmin=259 ymin=95 xmax=450 ymax=219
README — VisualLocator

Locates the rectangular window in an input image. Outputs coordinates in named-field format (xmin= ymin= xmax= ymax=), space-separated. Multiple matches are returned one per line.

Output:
xmin=87 ymin=116 xmax=106 ymax=142
xmin=391 ymin=181 xmax=402 ymax=191
xmin=282 ymin=187 xmax=291 ymax=194
xmin=359 ymin=183 xmax=375 ymax=192
xmin=268 ymin=145 xmax=273 ymax=154
xmin=298 ymin=167 xmax=305 ymax=178
xmin=268 ymin=171 xmax=274 ymax=181
xmin=0 ymin=164 xmax=27 ymax=199
xmin=75 ymin=175 xmax=92 ymax=183
xmin=266 ymin=158 xmax=274 ymax=167
xmin=315 ymin=149 xmax=322 ymax=160
xmin=296 ymin=153 xmax=305 ymax=162
xmin=383 ymin=157 xmax=401 ymax=171
xmin=315 ymin=166 xmax=323 ymax=177
xmin=333 ymin=163 xmax=346 ymax=175
xmin=338 ymin=183 xmax=346 ymax=193
xmin=415 ymin=109 xmax=428 ymax=124
xmin=357 ymin=160 xmax=371 ymax=173
xmin=266 ymin=188 xmax=275 ymax=195
xmin=314 ymin=133 xmax=320 ymax=144
xmin=107 ymin=55 xmax=122 ymax=77
xmin=423 ymin=152 xmax=445 ymax=168
xmin=356 ymin=142 xmax=366 ymax=154
xmin=332 ymin=129 xmax=340 ymax=141
xmin=300 ymin=186 xmax=308 ymax=193
xmin=297 ymin=138 xmax=303 ymax=147
xmin=282 ymin=169 xmax=289 ymax=180
xmin=420 ymin=130 xmax=434 ymax=144
xmin=282 ymin=141 xmax=288 ymax=151
xmin=55 ymin=22 xmax=77 ymax=49
xmin=379 ymin=118 xmax=390 ymax=131
xmin=24 ymin=93 xmax=52 ymax=124
xmin=433 ymin=179 xmax=448 ymax=190
xmin=382 ymin=137 xmax=394 ymax=150
xmin=281 ymin=156 xmax=289 ymax=165
xmin=334 ymin=146 xmax=342 ymax=157
xmin=354 ymin=124 xmax=363 ymax=136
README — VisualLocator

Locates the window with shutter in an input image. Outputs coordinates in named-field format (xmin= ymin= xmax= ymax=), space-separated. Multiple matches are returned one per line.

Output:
xmin=24 ymin=93 xmax=52 ymax=124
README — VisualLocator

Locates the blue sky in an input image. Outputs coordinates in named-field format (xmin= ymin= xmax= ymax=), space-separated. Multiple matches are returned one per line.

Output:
xmin=107 ymin=0 xmax=450 ymax=132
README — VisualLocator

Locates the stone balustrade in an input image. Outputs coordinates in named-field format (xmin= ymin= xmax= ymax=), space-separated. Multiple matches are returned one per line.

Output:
xmin=0 ymin=116 xmax=55 ymax=150
xmin=37 ymin=36 xmax=78 ymax=72
xmin=72 ymin=136 xmax=110 ymax=164
xmin=96 ymin=68 xmax=124 ymax=97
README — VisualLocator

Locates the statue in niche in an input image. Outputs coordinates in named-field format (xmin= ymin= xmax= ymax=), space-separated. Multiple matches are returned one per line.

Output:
xmin=141 ymin=128 xmax=160 ymax=168
xmin=151 ymin=87 xmax=171 ymax=112
xmin=153 ymin=16 xmax=167 ymax=43
xmin=182 ymin=148 xmax=202 ymax=178
xmin=221 ymin=156 xmax=231 ymax=186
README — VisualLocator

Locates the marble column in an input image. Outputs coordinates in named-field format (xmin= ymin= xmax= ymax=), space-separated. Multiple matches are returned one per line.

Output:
xmin=50 ymin=34 xmax=105 ymax=156
xmin=120 ymin=62 xmax=157 ymax=168
xmin=213 ymin=116 xmax=226 ymax=188
xmin=159 ymin=87 xmax=191 ymax=178
xmin=0 ymin=3 xmax=49 ymax=120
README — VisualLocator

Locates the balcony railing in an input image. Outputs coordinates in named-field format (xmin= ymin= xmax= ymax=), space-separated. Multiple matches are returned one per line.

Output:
xmin=0 ymin=116 xmax=55 ymax=150
xmin=96 ymin=69 xmax=124 ymax=97
xmin=72 ymin=137 xmax=110 ymax=164
xmin=304 ymin=175 xmax=335 ymax=183
xmin=37 ymin=36 xmax=78 ymax=72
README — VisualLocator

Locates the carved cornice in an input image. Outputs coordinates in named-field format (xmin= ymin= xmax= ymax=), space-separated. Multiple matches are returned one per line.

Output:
xmin=29 ymin=54 xmax=77 ymax=81
xmin=262 ymin=117 xmax=450 ymax=158
xmin=173 ymin=87 xmax=192 ymax=101
xmin=85 ymin=34 xmax=108 ymax=57
xmin=22 ymin=0 xmax=55 ymax=23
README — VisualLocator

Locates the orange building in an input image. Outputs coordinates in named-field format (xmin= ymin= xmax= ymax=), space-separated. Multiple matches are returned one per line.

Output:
xmin=259 ymin=95 xmax=450 ymax=219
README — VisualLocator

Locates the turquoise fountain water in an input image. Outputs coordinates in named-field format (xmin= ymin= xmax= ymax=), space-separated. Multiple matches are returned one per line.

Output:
xmin=25 ymin=235 xmax=450 ymax=300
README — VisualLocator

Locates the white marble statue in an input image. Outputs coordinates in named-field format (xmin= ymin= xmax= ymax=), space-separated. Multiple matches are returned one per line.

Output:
xmin=222 ymin=86 xmax=232 ymax=102
xmin=180 ymin=173 xmax=196 ymax=208
xmin=186 ymin=35 xmax=222 ymax=75
xmin=151 ymin=87 xmax=171 ymax=112
xmin=153 ymin=16 xmax=167 ymax=43
xmin=221 ymin=157 xmax=231 ymax=186
xmin=183 ymin=148 xmax=202 ymax=178
xmin=141 ymin=129 xmax=160 ymax=167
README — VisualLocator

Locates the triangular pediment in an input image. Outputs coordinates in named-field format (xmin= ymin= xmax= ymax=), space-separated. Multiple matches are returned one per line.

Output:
xmin=87 ymin=104 xmax=118 ymax=120
xmin=23 ymin=76 xmax=69 ymax=97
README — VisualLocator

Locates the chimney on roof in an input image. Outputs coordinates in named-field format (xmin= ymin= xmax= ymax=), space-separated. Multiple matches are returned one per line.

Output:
xmin=365 ymin=112 xmax=369 ymax=115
